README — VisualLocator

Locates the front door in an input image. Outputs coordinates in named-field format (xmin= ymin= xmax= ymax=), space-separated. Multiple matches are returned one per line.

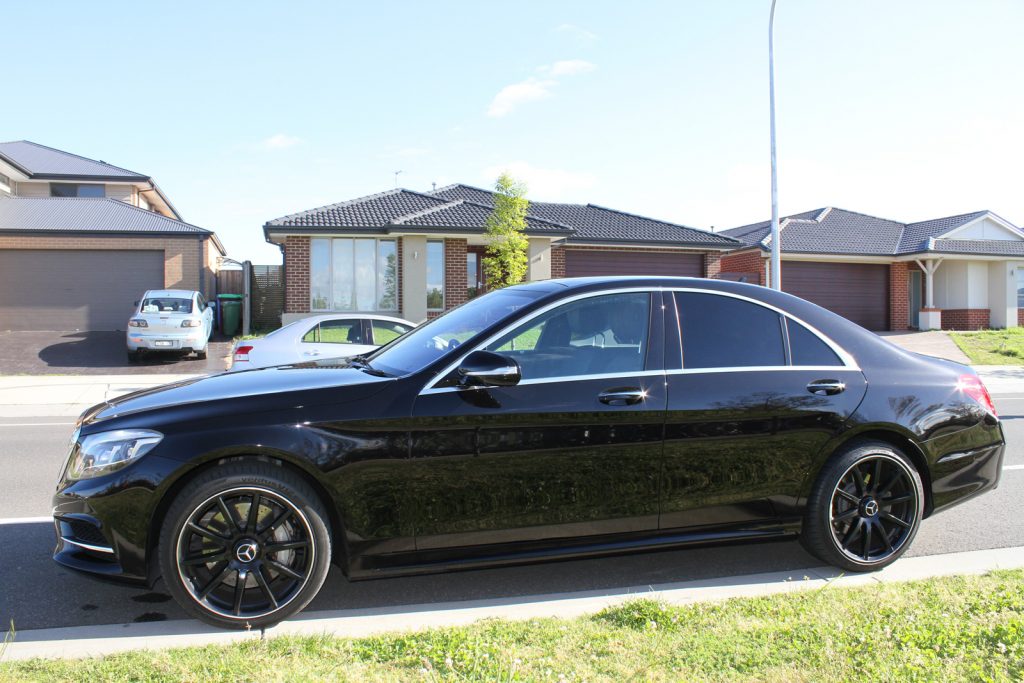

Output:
xmin=660 ymin=290 xmax=868 ymax=529
xmin=908 ymin=271 xmax=922 ymax=329
xmin=408 ymin=290 xmax=666 ymax=550
xmin=466 ymin=246 xmax=487 ymax=300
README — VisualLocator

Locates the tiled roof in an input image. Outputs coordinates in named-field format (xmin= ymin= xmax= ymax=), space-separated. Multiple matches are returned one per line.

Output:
xmin=431 ymin=183 xmax=739 ymax=247
xmin=0 ymin=196 xmax=210 ymax=234
xmin=723 ymin=207 xmax=1023 ymax=257
xmin=393 ymin=199 xmax=572 ymax=234
xmin=0 ymin=140 xmax=149 ymax=181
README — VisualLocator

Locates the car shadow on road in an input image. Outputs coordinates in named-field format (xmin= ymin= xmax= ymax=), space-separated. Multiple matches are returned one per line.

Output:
xmin=0 ymin=520 xmax=822 ymax=635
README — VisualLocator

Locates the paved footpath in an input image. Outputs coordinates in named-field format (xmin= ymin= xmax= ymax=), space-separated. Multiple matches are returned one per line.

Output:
xmin=0 ymin=374 xmax=200 ymax=418
xmin=4 ymin=545 xmax=1023 ymax=661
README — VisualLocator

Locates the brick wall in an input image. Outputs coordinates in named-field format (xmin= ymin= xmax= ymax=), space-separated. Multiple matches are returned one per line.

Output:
xmin=719 ymin=249 xmax=766 ymax=285
xmin=551 ymin=245 xmax=566 ymax=278
xmin=889 ymin=262 xmax=909 ymax=332
xmin=284 ymin=236 xmax=310 ymax=314
xmin=1019 ymin=308 xmax=1024 ymax=327
xmin=0 ymin=234 xmax=203 ymax=290
xmin=443 ymin=238 xmax=468 ymax=311
xmin=704 ymin=252 xmax=722 ymax=279
xmin=941 ymin=309 xmax=990 ymax=331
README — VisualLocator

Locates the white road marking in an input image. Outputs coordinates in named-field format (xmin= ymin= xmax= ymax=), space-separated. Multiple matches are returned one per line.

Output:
xmin=0 ymin=422 xmax=75 ymax=427
xmin=0 ymin=516 xmax=52 ymax=525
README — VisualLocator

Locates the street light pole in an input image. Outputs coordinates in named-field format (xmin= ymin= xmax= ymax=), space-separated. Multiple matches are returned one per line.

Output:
xmin=768 ymin=0 xmax=781 ymax=290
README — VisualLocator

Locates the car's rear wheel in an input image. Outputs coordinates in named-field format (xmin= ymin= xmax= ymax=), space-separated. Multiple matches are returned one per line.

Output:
xmin=126 ymin=349 xmax=141 ymax=362
xmin=158 ymin=462 xmax=332 ymax=629
xmin=195 ymin=347 xmax=208 ymax=360
xmin=800 ymin=441 xmax=924 ymax=572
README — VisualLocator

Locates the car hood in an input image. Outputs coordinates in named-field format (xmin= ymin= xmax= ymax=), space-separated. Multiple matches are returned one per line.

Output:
xmin=87 ymin=359 xmax=393 ymax=423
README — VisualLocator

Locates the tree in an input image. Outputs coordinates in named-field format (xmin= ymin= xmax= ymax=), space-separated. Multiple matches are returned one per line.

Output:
xmin=483 ymin=173 xmax=530 ymax=289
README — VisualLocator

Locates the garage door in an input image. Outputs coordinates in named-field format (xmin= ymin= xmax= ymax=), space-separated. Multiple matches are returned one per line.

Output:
xmin=783 ymin=261 xmax=889 ymax=330
xmin=564 ymin=249 xmax=704 ymax=278
xmin=0 ymin=250 xmax=165 ymax=331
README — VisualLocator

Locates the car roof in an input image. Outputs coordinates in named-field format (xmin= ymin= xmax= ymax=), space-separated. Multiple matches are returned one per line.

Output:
xmin=298 ymin=313 xmax=416 ymax=326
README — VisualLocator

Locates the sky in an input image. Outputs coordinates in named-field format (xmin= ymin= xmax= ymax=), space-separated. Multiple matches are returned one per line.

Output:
xmin=5 ymin=1 xmax=1023 ymax=263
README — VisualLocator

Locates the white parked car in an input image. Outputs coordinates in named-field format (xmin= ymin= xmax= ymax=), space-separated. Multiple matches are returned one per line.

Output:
xmin=127 ymin=290 xmax=215 ymax=362
xmin=230 ymin=314 xmax=416 ymax=370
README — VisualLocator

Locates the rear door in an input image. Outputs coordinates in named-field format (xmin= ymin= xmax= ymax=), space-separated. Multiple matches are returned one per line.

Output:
xmin=301 ymin=318 xmax=377 ymax=360
xmin=660 ymin=289 xmax=867 ymax=529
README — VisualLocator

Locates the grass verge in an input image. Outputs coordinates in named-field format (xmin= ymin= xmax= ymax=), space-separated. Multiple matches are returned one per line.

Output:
xmin=950 ymin=328 xmax=1024 ymax=365
xmin=3 ymin=570 xmax=1024 ymax=681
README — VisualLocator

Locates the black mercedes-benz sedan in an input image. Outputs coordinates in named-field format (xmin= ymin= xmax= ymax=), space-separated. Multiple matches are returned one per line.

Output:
xmin=52 ymin=277 xmax=1005 ymax=628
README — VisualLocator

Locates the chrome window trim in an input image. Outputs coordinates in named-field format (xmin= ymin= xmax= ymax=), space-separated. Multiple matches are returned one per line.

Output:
xmin=668 ymin=287 xmax=860 ymax=371
xmin=419 ymin=287 xmax=658 ymax=396
xmin=418 ymin=285 xmax=860 ymax=396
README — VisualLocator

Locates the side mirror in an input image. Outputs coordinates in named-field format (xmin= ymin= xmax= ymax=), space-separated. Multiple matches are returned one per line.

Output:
xmin=207 ymin=301 xmax=216 ymax=308
xmin=457 ymin=350 xmax=521 ymax=387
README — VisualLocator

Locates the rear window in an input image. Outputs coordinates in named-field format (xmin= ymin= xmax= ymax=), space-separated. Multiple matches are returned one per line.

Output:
xmin=675 ymin=292 xmax=786 ymax=369
xmin=141 ymin=297 xmax=193 ymax=313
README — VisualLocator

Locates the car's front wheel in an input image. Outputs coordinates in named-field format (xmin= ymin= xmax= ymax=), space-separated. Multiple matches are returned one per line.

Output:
xmin=800 ymin=441 xmax=924 ymax=572
xmin=158 ymin=462 xmax=332 ymax=629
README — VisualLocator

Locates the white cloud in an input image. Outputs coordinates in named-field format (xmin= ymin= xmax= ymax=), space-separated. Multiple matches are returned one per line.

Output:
xmin=487 ymin=78 xmax=557 ymax=117
xmin=487 ymin=59 xmax=596 ymax=117
xmin=556 ymin=23 xmax=598 ymax=42
xmin=261 ymin=133 xmax=302 ymax=150
xmin=481 ymin=161 xmax=596 ymax=199
xmin=540 ymin=59 xmax=596 ymax=77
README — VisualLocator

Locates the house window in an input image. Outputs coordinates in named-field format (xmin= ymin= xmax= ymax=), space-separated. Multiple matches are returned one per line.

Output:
xmin=466 ymin=247 xmax=486 ymax=299
xmin=1016 ymin=268 xmax=1024 ymax=308
xmin=309 ymin=238 xmax=398 ymax=312
xmin=50 ymin=183 xmax=106 ymax=198
xmin=0 ymin=172 xmax=11 ymax=195
xmin=426 ymin=240 xmax=445 ymax=311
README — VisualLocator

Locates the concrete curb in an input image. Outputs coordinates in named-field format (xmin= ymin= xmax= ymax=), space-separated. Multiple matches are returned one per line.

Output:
xmin=4 ymin=545 xmax=1024 ymax=662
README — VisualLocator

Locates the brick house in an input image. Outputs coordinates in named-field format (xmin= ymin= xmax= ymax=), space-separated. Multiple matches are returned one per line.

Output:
xmin=264 ymin=184 xmax=739 ymax=324
xmin=720 ymin=207 xmax=1024 ymax=331
xmin=0 ymin=140 xmax=225 ymax=331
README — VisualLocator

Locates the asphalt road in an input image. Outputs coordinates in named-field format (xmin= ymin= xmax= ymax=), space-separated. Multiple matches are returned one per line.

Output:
xmin=1 ymin=398 xmax=1022 ymax=632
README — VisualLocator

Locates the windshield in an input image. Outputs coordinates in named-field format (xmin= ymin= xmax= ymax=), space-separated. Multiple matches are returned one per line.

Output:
xmin=369 ymin=288 xmax=545 ymax=376
xmin=140 ymin=297 xmax=194 ymax=314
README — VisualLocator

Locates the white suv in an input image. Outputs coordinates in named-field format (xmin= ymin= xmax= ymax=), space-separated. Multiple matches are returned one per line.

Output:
xmin=127 ymin=290 xmax=215 ymax=362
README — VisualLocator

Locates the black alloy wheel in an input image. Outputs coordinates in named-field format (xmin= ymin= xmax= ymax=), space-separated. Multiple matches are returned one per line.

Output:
xmin=801 ymin=441 xmax=924 ymax=572
xmin=160 ymin=463 xmax=332 ymax=629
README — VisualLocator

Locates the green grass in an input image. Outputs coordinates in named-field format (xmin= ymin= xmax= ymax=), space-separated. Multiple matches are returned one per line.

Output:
xmin=4 ymin=570 xmax=1024 ymax=681
xmin=950 ymin=328 xmax=1024 ymax=365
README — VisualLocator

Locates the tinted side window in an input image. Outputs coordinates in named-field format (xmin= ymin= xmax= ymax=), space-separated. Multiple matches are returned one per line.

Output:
xmin=372 ymin=320 xmax=412 ymax=345
xmin=318 ymin=319 xmax=364 ymax=344
xmin=675 ymin=292 xmax=785 ymax=369
xmin=485 ymin=292 xmax=651 ymax=380
xmin=787 ymin=319 xmax=842 ymax=366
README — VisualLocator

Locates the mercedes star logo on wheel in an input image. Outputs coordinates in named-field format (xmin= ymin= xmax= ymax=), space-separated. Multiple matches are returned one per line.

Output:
xmin=235 ymin=541 xmax=259 ymax=563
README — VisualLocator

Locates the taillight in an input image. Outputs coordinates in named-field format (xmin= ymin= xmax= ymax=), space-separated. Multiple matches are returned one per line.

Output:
xmin=234 ymin=345 xmax=253 ymax=362
xmin=957 ymin=374 xmax=997 ymax=417
xmin=181 ymin=319 xmax=202 ymax=328
xmin=128 ymin=319 xmax=148 ymax=328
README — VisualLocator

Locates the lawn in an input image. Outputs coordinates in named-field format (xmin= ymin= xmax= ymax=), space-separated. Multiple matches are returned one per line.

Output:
xmin=950 ymin=328 xmax=1024 ymax=365
xmin=3 ymin=570 xmax=1024 ymax=681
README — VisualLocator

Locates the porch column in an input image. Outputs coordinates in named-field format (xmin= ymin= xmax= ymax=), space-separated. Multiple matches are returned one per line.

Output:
xmin=401 ymin=235 xmax=428 ymax=324
xmin=915 ymin=258 xmax=943 ymax=330
xmin=989 ymin=261 xmax=1016 ymax=329
xmin=527 ymin=238 xmax=552 ymax=281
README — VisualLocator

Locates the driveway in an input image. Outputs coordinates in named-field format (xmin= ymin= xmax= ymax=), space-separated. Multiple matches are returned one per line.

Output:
xmin=0 ymin=330 xmax=231 ymax=375
xmin=876 ymin=330 xmax=971 ymax=364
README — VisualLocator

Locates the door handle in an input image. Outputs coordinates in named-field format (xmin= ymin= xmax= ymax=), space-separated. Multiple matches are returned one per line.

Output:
xmin=807 ymin=379 xmax=845 ymax=396
xmin=598 ymin=387 xmax=646 ymax=406
xmin=304 ymin=350 xmax=321 ymax=357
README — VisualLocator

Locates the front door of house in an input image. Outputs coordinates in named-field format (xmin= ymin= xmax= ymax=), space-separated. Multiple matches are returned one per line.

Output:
xmin=908 ymin=270 xmax=922 ymax=328
xmin=466 ymin=246 xmax=487 ymax=299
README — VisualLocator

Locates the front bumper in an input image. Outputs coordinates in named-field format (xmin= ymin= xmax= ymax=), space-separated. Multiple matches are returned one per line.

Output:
xmin=51 ymin=453 xmax=184 ymax=585
xmin=127 ymin=331 xmax=206 ymax=352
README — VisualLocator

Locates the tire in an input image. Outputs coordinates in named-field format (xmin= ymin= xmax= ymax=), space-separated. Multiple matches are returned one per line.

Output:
xmin=195 ymin=348 xmax=208 ymax=360
xmin=127 ymin=349 xmax=141 ymax=362
xmin=158 ymin=462 xmax=332 ymax=629
xmin=800 ymin=440 xmax=924 ymax=572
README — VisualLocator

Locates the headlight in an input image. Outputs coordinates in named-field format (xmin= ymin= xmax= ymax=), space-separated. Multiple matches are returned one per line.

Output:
xmin=181 ymin=319 xmax=202 ymax=328
xmin=66 ymin=429 xmax=163 ymax=480
xmin=129 ymin=319 xmax=148 ymax=328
